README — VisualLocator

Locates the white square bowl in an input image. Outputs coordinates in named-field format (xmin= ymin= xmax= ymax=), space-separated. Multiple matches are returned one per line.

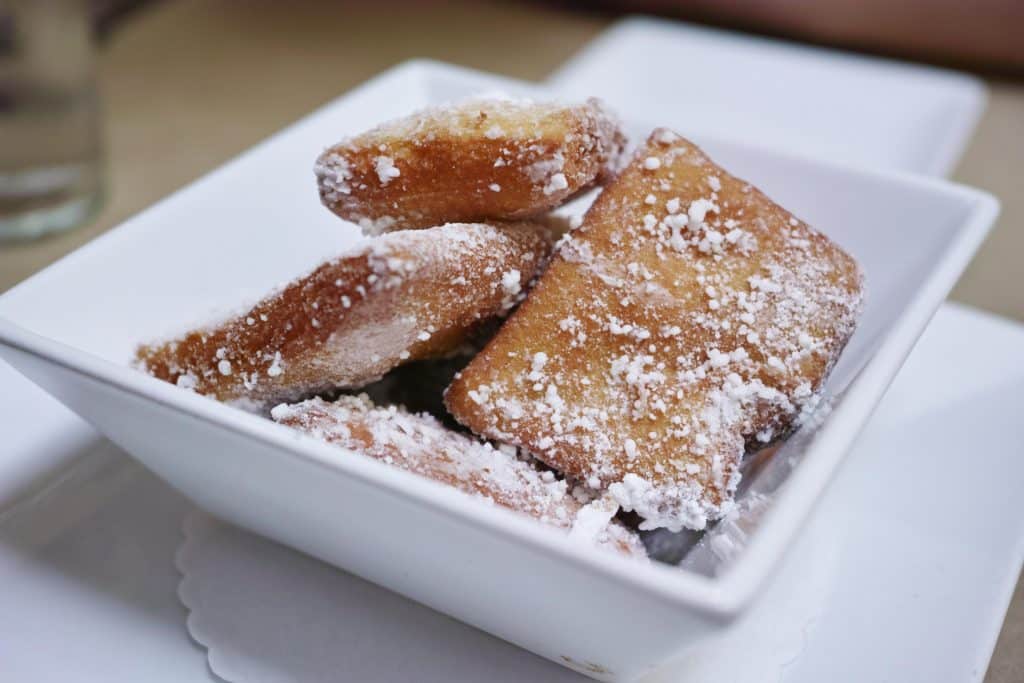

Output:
xmin=0 ymin=61 xmax=998 ymax=681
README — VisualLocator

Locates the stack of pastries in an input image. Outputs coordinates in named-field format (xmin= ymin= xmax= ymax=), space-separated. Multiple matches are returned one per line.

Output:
xmin=136 ymin=96 xmax=863 ymax=558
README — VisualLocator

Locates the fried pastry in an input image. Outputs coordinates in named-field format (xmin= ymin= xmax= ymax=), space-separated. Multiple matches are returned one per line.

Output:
xmin=445 ymin=130 xmax=864 ymax=532
xmin=270 ymin=395 xmax=646 ymax=558
xmin=315 ymin=97 xmax=626 ymax=234
xmin=136 ymin=221 xmax=552 ymax=409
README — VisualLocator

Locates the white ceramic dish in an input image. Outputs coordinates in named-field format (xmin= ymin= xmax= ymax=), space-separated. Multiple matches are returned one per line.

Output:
xmin=0 ymin=61 xmax=998 ymax=681
xmin=0 ymin=15 xmax=988 ymax=514
xmin=548 ymin=17 xmax=987 ymax=177
xmin=3 ymin=304 xmax=1022 ymax=683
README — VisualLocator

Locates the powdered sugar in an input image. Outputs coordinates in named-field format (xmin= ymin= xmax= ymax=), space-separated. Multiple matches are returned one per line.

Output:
xmin=374 ymin=156 xmax=400 ymax=185
xmin=136 ymin=222 xmax=554 ymax=408
xmin=500 ymin=269 xmax=523 ymax=310
xmin=543 ymin=172 xmax=569 ymax=196
xmin=272 ymin=395 xmax=646 ymax=558
xmin=315 ymin=97 xmax=626 ymax=234
xmin=447 ymin=129 xmax=864 ymax=532
xmin=313 ymin=156 xmax=351 ymax=201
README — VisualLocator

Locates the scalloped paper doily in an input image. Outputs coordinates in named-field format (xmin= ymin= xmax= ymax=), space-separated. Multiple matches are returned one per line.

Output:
xmin=176 ymin=511 xmax=835 ymax=682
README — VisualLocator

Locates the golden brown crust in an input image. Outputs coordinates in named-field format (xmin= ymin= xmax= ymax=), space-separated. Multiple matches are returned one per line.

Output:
xmin=315 ymin=98 xmax=626 ymax=234
xmin=271 ymin=395 xmax=647 ymax=559
xmin=445 ymin=130 xmax=864 ymax=531
xmin=136 ymin=221 xmax=553 ymax=408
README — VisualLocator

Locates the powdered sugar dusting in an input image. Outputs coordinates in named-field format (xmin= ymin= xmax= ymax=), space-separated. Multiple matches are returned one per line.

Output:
xmin=313 ymin=156 xmax=351 ymax=202
xmin=373 ymin=155 xmax=400 ymax=185
xmin=447 ymin=129 xmax=864 ymax=531
xmin=136 ymin=222 xmax=554 ymax=408
xmin=271 ymin=395 xmax=646 ymax=559
xmin=314 ymin=97 xmax=626 ymax=234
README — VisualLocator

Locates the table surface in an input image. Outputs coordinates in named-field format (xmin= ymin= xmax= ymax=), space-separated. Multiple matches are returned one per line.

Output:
xmin=0 ymin=1 xmax=1020 ymax=680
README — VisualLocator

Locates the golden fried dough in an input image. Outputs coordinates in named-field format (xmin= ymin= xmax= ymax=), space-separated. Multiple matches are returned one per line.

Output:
xmin=445 ymin=130 xmax=864 ymax=531
xmin=315 ymin=98 xmax=626 ymax=234
xmin=136 ymin=221 xmax=552 ymax=409
xmin=271 ymin=395 xmax=647 ymax=558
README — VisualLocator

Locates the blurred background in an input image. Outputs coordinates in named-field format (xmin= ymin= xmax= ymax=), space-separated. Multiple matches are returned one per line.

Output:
xmin=0 ymin=0 xmax=1021 ymax=323
xmin=0 ymin=1 xmax=1021 ymax=678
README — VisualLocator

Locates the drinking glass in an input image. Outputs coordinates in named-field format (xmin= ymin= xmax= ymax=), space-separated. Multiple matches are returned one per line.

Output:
xmin=0 ymin=0 xmax=102 ymax=241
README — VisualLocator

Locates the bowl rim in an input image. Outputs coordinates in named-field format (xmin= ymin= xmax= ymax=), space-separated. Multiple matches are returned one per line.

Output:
xmin=0 ymin=59 xmax=1000 ymax=619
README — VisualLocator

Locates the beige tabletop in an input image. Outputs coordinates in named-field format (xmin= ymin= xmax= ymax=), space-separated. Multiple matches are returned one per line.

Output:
xmin=0 ymin=1 xmax=1020 ymax=679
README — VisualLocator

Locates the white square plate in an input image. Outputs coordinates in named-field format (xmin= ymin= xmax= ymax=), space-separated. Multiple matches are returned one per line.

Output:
xmin=548 ymin=17 xmax=986 ymax=176
xmin=0 ymin=60 xmax=998 ymax=681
